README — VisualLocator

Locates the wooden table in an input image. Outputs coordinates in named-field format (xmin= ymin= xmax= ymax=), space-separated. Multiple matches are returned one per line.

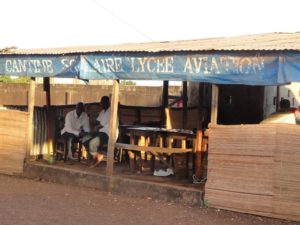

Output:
xmin=115 ymin=126 xmax=196 ymax=174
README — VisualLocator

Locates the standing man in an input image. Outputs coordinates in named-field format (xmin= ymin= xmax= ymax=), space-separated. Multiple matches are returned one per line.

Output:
xmin=88 ymin=96 xmax=118 ymax=168
xmin=61 ymin=102 xmax=90 ymax=162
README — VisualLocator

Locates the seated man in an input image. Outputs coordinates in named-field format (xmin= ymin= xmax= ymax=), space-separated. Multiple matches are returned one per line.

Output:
xmin=88 ymin=96 xmax=118 ymax=168
xmin=61 ymin=102 xmax=90 ymax=162
xmin=261 ymin=99 xmax=296 ymax=124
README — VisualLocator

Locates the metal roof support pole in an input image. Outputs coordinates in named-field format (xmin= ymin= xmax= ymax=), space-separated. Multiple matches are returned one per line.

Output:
xmin=26 ymin=77 xmax=36 ymax=162
xmin=182 ymin=81 xmax=188 ymax=129
xmin=106 ymin=80 xmax=120 ymax=176
xmin=211 ymin=84 xmax=219 ymax=125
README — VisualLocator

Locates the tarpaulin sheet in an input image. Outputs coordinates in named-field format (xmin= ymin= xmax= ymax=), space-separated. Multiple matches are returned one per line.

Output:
xmin=1 ymin=51 xmax=300 ymax=85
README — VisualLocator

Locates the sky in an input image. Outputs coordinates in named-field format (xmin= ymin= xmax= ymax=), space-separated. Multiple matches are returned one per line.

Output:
xmin=1 ymin=0 xmax=300 ymax=49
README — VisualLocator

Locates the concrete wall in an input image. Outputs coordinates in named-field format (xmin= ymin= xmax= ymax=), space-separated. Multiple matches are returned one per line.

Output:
xmin=0 ymin=84 xmax=181 ymax=107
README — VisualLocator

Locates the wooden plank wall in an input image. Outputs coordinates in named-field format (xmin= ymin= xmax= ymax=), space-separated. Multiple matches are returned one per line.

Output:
xmin=206 ymin=124 xmax=300 ymax=221
xmin=56 ymin=104 xmax=199 ymax=130
xmin=0 ymin=110 xmax=28 ymax=175
xmin=274 ymin=125 xmax=300 ymax=221
xmin=117 ymin=105 xmax=199 ymax=129
xmin=168 ymin=107 xmax=199 ymax=129
xmin=118 ymin=105 xmax=162 ymax=125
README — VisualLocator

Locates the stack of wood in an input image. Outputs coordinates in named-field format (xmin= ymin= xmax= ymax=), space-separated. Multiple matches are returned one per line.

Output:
xmin=0 ymin=109 xmax=28 ymax=175
xmin=206 ymin=124 xmax=300 ymax=222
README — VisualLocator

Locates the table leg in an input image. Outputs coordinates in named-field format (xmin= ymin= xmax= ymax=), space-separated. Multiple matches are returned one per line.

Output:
xmin=167 ymin=136 xmax=174 ymax=166
xmin=180 ymin=139 xmax=190 ymax=178
xmin=138 ymin=136 xmax=146 ymax=173
xmin=194 ymin=130 xmax=203 ymax=179
xmin=129 ymin=133 xmax=136 ymax=172
xmin=181 ymin=139 xmax=186 ymax=149
xmin=145 ymin=137 xmax=151 ymax=161
xmin=151 ymin=135 xmax=161 ymax=172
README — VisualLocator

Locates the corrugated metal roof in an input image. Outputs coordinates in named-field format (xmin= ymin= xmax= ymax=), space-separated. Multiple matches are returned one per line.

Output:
xmin=1 ymin=32 xmax=300 ymax=55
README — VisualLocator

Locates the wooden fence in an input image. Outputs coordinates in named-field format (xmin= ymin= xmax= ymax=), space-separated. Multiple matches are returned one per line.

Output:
xmin=206 ymin=124 xmax=300 ymax=221
xmin=0 ymin=109 xmax=28 ymax=175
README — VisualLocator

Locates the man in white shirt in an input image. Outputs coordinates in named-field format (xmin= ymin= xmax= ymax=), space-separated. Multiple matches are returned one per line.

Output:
xmin=88 ymin=96 xmax=118 ymax=168
xmin=61 ymin=102 xmax=90 ymax=162
xmin=261 ymin=99 xmax=296 ymax=124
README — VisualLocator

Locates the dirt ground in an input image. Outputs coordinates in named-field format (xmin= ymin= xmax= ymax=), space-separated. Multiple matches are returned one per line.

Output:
xmin=0 ymin=175 xmax=298 ymax=225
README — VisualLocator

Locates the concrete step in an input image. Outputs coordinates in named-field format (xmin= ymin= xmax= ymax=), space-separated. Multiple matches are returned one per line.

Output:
xmin=23 ymin=162 xmax=203 ymax=206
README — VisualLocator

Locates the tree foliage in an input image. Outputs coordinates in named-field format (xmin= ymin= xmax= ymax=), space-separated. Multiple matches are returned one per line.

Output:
xmin=120 ymin=80 xmax=136 ymax=86
xmin=0 ymin=75 xmax=30 ymax=83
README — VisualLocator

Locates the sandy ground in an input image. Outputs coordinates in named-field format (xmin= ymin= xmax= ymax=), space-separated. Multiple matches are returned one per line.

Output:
xmin=0 ymin=175 xmax=298 ymax=225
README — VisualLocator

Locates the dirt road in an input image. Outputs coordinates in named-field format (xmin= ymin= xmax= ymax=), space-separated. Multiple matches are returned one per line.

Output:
xmin=0 ymin=175 xmax=298 ymax=225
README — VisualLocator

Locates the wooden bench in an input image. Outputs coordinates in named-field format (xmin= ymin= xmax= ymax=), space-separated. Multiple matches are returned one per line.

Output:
xmin=115 ymin=143 xmax=193 ymax=173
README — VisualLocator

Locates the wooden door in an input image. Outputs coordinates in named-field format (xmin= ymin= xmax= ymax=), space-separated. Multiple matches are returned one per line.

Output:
xmin=218 ymin=85 xmax=264 ymax=124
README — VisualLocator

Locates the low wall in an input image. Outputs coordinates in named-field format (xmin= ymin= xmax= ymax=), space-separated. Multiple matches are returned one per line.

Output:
xmin=205 ymin=124 xmax=300 ymax=222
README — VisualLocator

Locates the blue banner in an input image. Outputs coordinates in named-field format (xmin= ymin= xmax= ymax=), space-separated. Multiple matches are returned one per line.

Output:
xmin=1 ymin=51 xmax=300 ymax=85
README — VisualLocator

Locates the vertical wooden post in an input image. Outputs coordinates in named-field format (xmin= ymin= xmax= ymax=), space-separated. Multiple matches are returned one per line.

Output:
xmin=165 ymin=108 xmax=172 ymax=129
xmin=211 ymin=84 xmax=219 ymax=125
xmin=194 ymin=82 xmax=204 ymax=179
xmin=26 ymin=77 xmax=36 ymax=161
xmin=44 ymin=77 xmax=51 ymax=107
xmin=162 ymin=80 xmax=169 ymax=128
xmin=106 ymin=80 xmax=119 ymax=176
xmin=43 ymin=77 xmax=54 ymax=163
xmin=182 ymin=81 xmax=188 ymax=129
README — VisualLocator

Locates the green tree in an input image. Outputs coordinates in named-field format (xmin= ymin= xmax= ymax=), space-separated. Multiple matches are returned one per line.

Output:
xmin=120 ymin=80 xmax=136 ymax=86
xmin=0 ymin=75 xmax=30 ymax=83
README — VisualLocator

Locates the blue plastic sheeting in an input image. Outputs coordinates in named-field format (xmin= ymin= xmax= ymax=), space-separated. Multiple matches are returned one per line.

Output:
xmin=1 ymin=51 xmax=300 ymax=85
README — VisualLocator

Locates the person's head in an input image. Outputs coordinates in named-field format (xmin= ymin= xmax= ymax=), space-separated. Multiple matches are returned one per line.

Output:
xmin=279 ymin=99 xmax=291 ymax=112
xmin=75 ymin=102 xmax=85 ymax=117
xmin=100 ymin=96 xmax=110 ymax=110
